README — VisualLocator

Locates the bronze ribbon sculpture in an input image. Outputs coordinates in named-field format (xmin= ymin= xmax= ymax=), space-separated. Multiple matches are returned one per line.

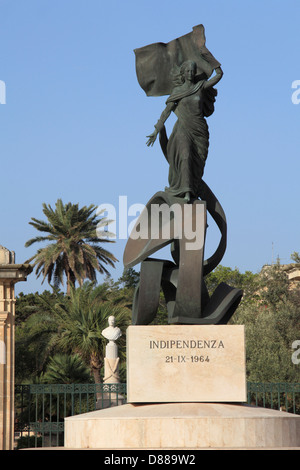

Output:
xmin=124 ymin=25 xmax=243 ymax=325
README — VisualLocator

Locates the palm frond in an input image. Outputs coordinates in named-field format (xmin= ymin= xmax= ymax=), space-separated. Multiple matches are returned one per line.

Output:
xmin=25 ymin=199 xmax=118 ymax=291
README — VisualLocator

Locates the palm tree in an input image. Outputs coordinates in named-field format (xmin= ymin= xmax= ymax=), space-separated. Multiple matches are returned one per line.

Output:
xmin=41 ymin=353 xmax=91 ymax=384
xmin=57 ymin=283 xmax=130 ymax=383
xmin=23 ymin=282 xmax=130 ymax=384
xmin=25 ymin=199 xmax=117 ymax=294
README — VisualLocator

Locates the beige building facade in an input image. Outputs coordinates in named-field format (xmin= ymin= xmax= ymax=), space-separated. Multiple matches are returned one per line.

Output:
xmin=0 ymin=246 xmax=32 ymax=450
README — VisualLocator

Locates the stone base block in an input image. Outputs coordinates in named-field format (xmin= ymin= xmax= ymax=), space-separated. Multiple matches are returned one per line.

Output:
xmin=64 ymin=402 xmax=300 ymax=449
xmin=127 ymin=325 xmax=246 ymax=403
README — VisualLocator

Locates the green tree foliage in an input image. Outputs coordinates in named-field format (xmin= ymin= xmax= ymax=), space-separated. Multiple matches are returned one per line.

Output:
xmin=233 ymin=262 xmax=300 ymax=382
xmin=52 ymin=282 xmax=130 ymax=383
xmin=117 ymin=268 xmax=140 ymax=289
xmin=205 ymin=265 xmax=259 ymax=301
xmin=291 ymin=251 xmax=300 ymax=263
xmin=15 ymin=290 xmax=65 ymax=382
xmin=16 ymin=282 xmax=131 ymax=384
xmin=25 ymin=199 xmax=117 ymax=293
xmin=15 ymin=262 xmax=300 ymax=384
xmin=41 ymin=354 xmax=91 ymax=384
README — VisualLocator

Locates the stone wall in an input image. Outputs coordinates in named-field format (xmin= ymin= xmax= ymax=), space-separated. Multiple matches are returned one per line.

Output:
xmin=0 ymin=246 xmax=32 ymax=450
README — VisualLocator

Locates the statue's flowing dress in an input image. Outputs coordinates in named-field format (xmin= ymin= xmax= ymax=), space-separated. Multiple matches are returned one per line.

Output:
xmin=164 ymin=80 xmax=215 ymax=198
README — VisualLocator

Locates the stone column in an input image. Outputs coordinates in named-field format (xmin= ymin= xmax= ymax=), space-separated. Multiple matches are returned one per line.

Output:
xmin=102 ymin=316 xmax=122 ymax=384
xmin=100 ymin=316 xmax=123 ymax=408
xmin=0 ymin=246 xmax=32 ymax=450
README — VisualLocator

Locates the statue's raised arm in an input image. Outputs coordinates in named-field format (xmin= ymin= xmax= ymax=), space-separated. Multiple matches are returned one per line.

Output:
xmin=203 ymin=66 xmax=223 ymax=89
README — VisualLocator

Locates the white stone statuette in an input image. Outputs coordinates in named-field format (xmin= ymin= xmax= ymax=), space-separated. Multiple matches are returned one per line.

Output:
xmin=101 ymin=316 xmax=122 ymax=383
xmin=101 ymin=315 xmax=122 ymax=342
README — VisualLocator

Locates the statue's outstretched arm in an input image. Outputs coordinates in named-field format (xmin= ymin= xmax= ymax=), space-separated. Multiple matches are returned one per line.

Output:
xmin=146 ymin=102 xmax=176 ymax=147
xmin=203 ymin=66 xmax=223 ymax=89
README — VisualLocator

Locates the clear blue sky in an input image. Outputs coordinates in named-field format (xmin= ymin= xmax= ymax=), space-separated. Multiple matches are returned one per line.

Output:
xmin=1 ymin=0 xmax=300 ymax=295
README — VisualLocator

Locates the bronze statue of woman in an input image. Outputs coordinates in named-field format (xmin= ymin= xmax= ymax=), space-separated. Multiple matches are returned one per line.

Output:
xmin=126 ymin=29 xmax=243 ymax=325
xmin=146 ymin=61 xmax=223 ymax=202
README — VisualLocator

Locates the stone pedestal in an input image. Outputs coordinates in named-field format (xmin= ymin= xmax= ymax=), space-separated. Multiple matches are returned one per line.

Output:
xmin=99 ymin=356 xmax=123 ymax=409
xmin=64 ymin=324 xmax=300 ymax=449
xmin=127 ymin=325 xmax=246 ymax=403
xmin=0 ymin=246 xmax=32 ymax=450
xmin=64 ymin=402 xmax=300 ymax=449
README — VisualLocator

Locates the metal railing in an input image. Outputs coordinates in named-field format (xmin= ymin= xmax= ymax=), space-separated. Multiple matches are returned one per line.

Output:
xmin=15 ymin=383 xmax=126 ymax=449
xmin=14 ymin=382 xmax=300 ymax=449
xmin=247 ymin=382 xmax=300 ymax=415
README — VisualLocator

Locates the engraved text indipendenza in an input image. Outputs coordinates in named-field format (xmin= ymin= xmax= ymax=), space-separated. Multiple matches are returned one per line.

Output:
xmin=149 ymin=339 xmax=225 ymax=349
